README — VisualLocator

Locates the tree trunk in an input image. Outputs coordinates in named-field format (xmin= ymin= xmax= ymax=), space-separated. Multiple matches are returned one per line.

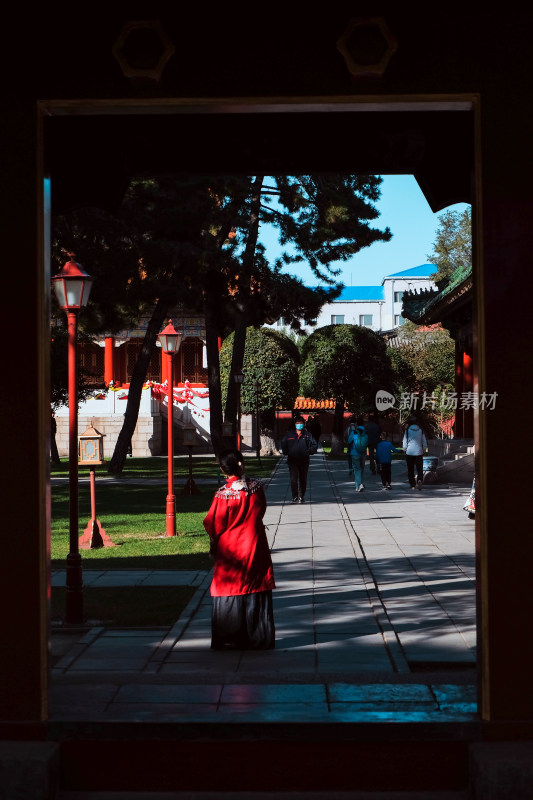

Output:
xmin=204 ymin=301 xmax=226 ymax=461
xmin=225 ymin=176 xmax=263 ymax=436
xmin=330 ymin=396 xmax=346 ymax=456
xmin=260 ymin=432 xmax=278 ymax=455
xmin=108 ymin=297 xmax=169 ymax=474
xmin=225 ymin=311 xmax=247 ymax=432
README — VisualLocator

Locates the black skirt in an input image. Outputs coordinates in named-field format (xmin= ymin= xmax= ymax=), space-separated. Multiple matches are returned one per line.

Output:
xmin=211 ymin=590 xmax=275 ymax=650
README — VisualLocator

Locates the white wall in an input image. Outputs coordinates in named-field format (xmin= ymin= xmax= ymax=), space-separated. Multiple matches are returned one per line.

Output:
xmin=269 ymin=274 xmax=436 ymax=334
xmin=53 ymin=384 xmax=212 ymax=458
xmin=313 ymin=300 xmax=386 ymax=331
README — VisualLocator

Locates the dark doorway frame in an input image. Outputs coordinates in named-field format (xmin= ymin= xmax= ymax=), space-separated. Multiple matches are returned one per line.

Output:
xmin=41 ymin=94 xmax=480 ymax=721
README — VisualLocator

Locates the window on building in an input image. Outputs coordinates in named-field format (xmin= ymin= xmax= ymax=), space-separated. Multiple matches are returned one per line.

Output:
xmin=394 ymin=291 xmax=404 ymax=302
xmin=394 ymin=315 xmax=405 ymax=326
xmin=359 ymin=314 xmax=373 ymax=326
xmin=331 ymin=315 xmax=344 ymax=324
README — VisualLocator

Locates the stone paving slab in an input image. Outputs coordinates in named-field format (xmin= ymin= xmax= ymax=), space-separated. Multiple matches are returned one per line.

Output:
xmin=58 ymin=790 xmax=470 ymax=799
xmin=51 ymin=569 xmax=208 ymax=588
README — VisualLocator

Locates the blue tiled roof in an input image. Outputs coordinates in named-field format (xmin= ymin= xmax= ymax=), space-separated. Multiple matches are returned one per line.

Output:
xmin=338 ymin=286 xmax=384 ymax=301
xmin=384 ymin=263 xmax=437 ymax=280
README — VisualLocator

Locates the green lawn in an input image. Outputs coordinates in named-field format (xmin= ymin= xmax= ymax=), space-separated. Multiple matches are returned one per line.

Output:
xmin=51 ymin=455 xmax=280 ymax=571
xmin=51 ymin=453 xmax=278 ymax=480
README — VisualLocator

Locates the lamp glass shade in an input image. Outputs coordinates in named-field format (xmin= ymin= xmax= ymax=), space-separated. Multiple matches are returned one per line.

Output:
xmin=52 ymin=259 xmax=93 ymax=310
xmin=234 ymin=370 xmax=244 ymax=384
xmin=158 ymin=321 xmax=184 ymax=354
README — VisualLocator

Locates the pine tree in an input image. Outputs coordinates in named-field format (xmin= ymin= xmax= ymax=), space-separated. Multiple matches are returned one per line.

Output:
xmin=52 ymin=173 xmax=392 ymax=467
xmin=427 ymin=207 xmax=471 ymax=289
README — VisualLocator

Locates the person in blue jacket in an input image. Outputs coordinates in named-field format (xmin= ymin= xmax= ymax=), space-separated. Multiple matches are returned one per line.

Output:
xmin=347 ymin=420 xmax=368 ymax=493
xmin=376 ymin=431 xmax=403 ymax=490
xmin=281 ymin=415 xmax=318 ymax=503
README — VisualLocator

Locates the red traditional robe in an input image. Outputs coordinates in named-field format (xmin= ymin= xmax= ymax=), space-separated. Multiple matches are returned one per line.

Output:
xmin=203 ymin=476 xmax=276 ymax=597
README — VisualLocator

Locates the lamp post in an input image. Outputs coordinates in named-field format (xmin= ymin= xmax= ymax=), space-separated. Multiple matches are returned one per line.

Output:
xmin=52 ymin=254 xmax=93 ymax=624
xmin=158 ymin=320 xmax=184 ymax=537
xmin=234 ymin=369 xmax=244 ymax=451
xmin=254 ymin=380 xmax=262 ymax=465
xmin=78 ymin=422 xmax=115 ymax=550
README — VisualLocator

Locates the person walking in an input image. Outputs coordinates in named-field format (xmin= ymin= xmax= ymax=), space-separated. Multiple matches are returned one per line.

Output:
xmin=50 ymin=410 xmax=61 ymax=465
xmin=344 ymin=414 xmax=358 ymax=476
xmin=347 ymin=419 xmax=369 ymax=492
xmin=306 ymin=413 xmax=322 ymax=445
xmin=365 ymin=412 xmax=382 ymax=475
xmin=281 ymin=414 xmax=318 ymax=502
xmin=376 ymin=430 xmax=402 ymax=490
xmin=402 ymin=415 xmax=428 ymax=490
xmin=203 ymin=449 xmax=276 ymax=650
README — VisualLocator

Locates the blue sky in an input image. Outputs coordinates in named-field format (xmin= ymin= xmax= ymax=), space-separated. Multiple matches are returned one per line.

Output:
xmin=258 ymin=174 xmax=470 ymax=287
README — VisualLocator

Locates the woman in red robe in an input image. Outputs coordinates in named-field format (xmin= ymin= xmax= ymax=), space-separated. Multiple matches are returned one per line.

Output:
xmin=203 ymin=449 xmax=276 ymax=650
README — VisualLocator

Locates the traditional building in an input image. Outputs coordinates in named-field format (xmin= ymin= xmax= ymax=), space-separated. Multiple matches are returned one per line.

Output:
xmin=53 ymin=310 xmax=211 ymax=456
xmin=402 ymin=263 xmax=474 ymax=438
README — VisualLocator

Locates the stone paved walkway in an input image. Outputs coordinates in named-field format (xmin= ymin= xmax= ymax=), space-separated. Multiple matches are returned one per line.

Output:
xmin=51 ymin=451 xmax=477 ymax=723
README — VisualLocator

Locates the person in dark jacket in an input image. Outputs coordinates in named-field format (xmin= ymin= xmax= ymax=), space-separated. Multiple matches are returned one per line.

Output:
xmin=306 ymin=413 xmax=322 ymax=444
xmin=365 ymin=412 xmax=382 ymax=475
xmin=50 ymin=411 xmax=61 ymax=465
xmin=281 ymin=415 xmax=318 ymax=503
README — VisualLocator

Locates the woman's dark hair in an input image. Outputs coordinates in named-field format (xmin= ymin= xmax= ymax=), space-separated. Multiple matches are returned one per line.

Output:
xmin=219 ymin=449 xmax=244 ymax=477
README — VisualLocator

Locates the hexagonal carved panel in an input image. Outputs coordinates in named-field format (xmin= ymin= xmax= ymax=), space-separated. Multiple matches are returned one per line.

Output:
xmin=112 ymin=19 xmax=175 ymax=81
xmin=337 ymin=16 xmax=398 ymax=79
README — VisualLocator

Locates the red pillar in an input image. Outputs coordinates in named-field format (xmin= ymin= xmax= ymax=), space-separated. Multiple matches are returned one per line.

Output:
xmin=165 ymin=351 xmax=176 ymax=536
xmin=104 ymin=336 xmax=114 ymax=386
xmin=454 ymin=340 xmax=464 ymax=437
xmin=66 ymin=310 xmax=83 ymax=623
xmin=463 ymin=350 xmax=474 ymax=438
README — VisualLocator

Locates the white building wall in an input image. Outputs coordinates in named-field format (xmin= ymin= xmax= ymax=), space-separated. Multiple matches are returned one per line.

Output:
xmin=313 ymin=300 xmax=386 ymax=332
xmin=54 ymin=384 xmax=212 ymax=458
xmin=269 ymin=272 xmax=436 ymax=334
xmin=54 ymin=386 xmax=257 ymax=458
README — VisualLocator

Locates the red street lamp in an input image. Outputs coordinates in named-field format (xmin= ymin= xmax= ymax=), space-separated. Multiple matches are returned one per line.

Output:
xmin=51 ymin=254 xmax=93 ymax=624
xmin=158 ymin=320 xmax=184 ymax=536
